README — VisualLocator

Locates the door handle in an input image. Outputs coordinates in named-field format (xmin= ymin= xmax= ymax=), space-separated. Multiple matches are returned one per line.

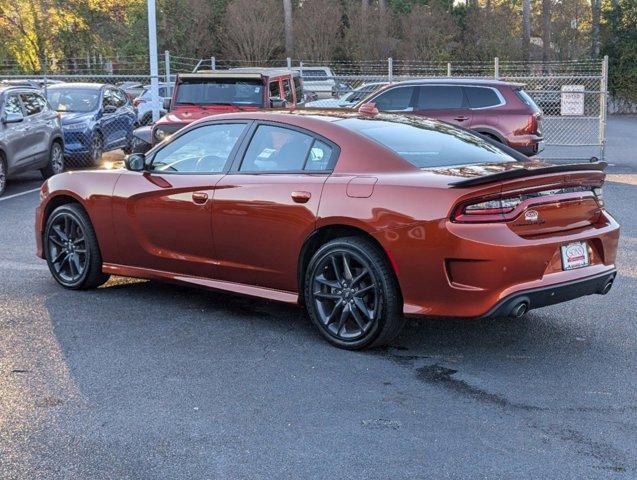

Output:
xmin=192 ymin=192 xmax=209 ymax=204
xmin=291 ymin=191 xmax=311 ymax=203
xmin=454 ymin=116 xmax=469 ymax=122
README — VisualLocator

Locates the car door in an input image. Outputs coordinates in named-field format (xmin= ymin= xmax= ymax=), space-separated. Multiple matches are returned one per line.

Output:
xmin=412 ymin=85 xmax=472 ymax=127
xmin=212 ymin=122 xmax=337 ymax=292
xmin=19 ymin=90 xmax=54 ymax=163
xmin=112 ymin=87 xmax=136 ymax=146
xmin=112 ymin=121 xmax=250 ymax=278
xmin=1 ymin=93 xmax=31 ymax=169
xmin=268 ymin=79 xmax=282 ymax=107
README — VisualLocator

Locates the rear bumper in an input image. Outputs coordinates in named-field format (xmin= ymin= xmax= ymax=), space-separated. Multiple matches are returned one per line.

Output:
xmin=480 ymin=269 xmax=617 ymax=318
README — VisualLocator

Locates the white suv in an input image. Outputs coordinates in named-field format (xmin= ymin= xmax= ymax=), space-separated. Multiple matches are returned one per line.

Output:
xmin=133 ymin=83 xmax=174 ymax=125
xmin=294 ymin=67 xmax=335 ymax=99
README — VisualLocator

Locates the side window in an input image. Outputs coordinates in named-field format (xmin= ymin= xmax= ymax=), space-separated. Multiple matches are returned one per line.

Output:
xmin=19 ymin=92 xmax=45 ymax=116
xmin=4 ymin=94 xmax=23 ymax=115
xmin=282 ymin=78 xmax=293 ymax=103
xmin=240 ymin=124 xmax=314 ymax=172
xmin=373 ymin=87 xmax=414 ymax=111
xmin=294 ymin=77 xmax=303 ymax=104
xmin=465 ymin=87 xmax=502 ymax=108
xmin=416 ymin=86 xmax=465 ymax=110
xmin=152 ymin=123 xmax=246 ymax=173
xmin=305 ymin=140 xmax=333 ymax=171
xmin=269 ymin=81 xmax=281 ymax=99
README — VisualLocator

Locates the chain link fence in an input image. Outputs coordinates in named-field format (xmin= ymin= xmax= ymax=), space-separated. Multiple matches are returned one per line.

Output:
xmin=0 ymin=54 xmax=608 ymax=163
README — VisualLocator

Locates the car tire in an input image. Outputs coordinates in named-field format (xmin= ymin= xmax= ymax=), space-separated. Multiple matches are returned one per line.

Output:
xmin=41 ymin=141 xmax=65 ymax=179
xmin=0 ymin=155 xmax=7 ymax=197
xmin=304 ymin=236 xmax=404 ymax=350
xmin=131 ymin=136 xmax=151 ymax=154
xmin=44 ymin=203 xmax=110 ymax=290
xmin=122 ymin=123 xmax=139 ymax=155
xmin=86 ymin=132 xmax=103 ymax=167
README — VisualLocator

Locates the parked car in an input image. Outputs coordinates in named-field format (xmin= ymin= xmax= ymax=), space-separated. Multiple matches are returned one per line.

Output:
xmin=1 ymin=79 xmax=62 ymax=89
xmin=357 ymin=79 xmax=544 ymax=156
xmin=133 ymin=82 xmax=174 ymax=126
xmin=306 ymin=82 xmax=388 ymax=108
xmin=0 ymin=85 xmax=64 ymax=196
xmin=293 ymin=66 xmax=335 ymax=99
xmin=117 ymin=81 xmax=145 ymax=101
xmin=36 ymin=110 xmax=618 ymax=350
xmin=46 ymin=83 xmax=138 ymax=166
xmin=131 ymin=69 xmax=304 ymax=153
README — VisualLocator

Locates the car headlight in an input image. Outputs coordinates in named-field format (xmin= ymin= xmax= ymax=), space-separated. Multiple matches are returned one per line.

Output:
xmin=154 ymin=128 xmax=167 ymax=142
xmin=63 ymin=122 xmax=89 ymax=131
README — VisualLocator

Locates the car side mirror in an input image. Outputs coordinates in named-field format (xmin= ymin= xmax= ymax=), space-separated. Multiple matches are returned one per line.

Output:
xmin=124 ymin=153 xmax=145 ymax=172
xmin=2 ymin=111 xmax=24 ymax=124
xmin=270 ymin=97 xmax=287 ymax=108
xmin=103 ymin=105 xmax=117 ymax=114
xmin=163 ymin=98 xmax=172 ymax=110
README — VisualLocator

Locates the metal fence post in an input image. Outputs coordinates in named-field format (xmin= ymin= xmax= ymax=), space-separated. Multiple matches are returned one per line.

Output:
xmin=287 ymin=57 xmax=292 ymax=70
xmin=388 ymin=57 xmax=393 ymax=83
xmin=210 ymin=56 xmax=216 ymax=70
xmin=599 ymin=55 xmax=609 ymax=160
xmin=447 ymin=62 xmax=452 ymax=77
xmin=164 ymin=50 xmax=170 ymax=84
xmin=299 ymin=61 xmax=303 ymax=77
xmin=494 ymin=57 xmax=500 ymax=79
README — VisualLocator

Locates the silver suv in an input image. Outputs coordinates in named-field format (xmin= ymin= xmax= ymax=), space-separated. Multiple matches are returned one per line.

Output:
xmin=0 ymin=85 xmax=64 ymax=196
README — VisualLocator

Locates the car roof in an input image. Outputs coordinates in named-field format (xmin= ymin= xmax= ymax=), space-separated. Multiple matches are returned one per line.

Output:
xmin=46 ymin=82 xmax=106 ymax=90
xmin=0 ymin=83 xmax=40 ymax=94
xmin=390 ymin=77 xmax=524 ymax=88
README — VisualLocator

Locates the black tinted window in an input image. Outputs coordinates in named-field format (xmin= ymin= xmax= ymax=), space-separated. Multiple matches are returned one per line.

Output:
xmin=240 ymin=125 xmax=314 ymax=172
xmin=339 ymin=117 xmax=514 ymax=168
xmin=373 ymin=87 xmax=414 ymax=111
xmin=282 ymin=79 xmax=293 ymax=103
xmin=416 ymin=86 xmax=464 ymax=110
xmin=465 ymin=87 xmax=502 ymax=108
xmin=20 ymin=92 xmax=46 ymax=115
xmin=269 ymin=81 xmax=280 ymax=98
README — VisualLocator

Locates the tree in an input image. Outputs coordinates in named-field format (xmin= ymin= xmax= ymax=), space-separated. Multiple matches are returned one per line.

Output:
xmin=344 ymin=1 xmax=397 ymax=61
xmin=591 ymin=0 xmax=601 ymax=56
xmin=283 ymin=0 xmax=293 ymax=57
xmin=294 ymin=0 xmax=342 ymax=61
xmin=522 ymin=0 xmax=531 ymax=61
xmin=541 ymin=0 xmax=552 ymax=63
xmin=219 ymin=0 xmax=282 ymax=62
xmin=399 ymin=3 xmax=459 ymax=61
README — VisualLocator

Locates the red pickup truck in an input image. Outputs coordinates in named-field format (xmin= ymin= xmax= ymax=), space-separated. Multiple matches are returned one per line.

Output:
xmin=132 ymin=69 xmax=304 ymax=153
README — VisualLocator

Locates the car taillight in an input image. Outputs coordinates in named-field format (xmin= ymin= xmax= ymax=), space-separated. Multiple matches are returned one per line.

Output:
xmin=133 ymin=98 xmax=145 ymax=107
xmin=453 ymin=196 xmax=522 ymax=223
xmin=517 ymin=113 xmax=540 ymax=135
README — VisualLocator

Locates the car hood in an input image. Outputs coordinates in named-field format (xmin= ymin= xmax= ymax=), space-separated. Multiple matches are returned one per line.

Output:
xmin=59 ymin=112 xmax=94 ymax=124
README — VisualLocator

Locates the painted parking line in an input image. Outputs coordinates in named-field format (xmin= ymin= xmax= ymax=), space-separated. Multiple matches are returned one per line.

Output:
xmin=0 ymin=187 xmax=41 ymax=203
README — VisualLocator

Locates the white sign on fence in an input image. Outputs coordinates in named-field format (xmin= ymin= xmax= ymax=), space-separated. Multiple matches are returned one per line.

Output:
xmin=561 ymin=85 xmax=585 ymax=116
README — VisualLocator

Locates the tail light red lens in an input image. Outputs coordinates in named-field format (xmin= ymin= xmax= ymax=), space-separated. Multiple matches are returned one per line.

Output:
xmin=516 ymin=113 xmax=540 ymax=135
xmin=454 ymin=196 xmax=522 ymax=222
xmin=133 ymin=98 xmax=145 ymax=107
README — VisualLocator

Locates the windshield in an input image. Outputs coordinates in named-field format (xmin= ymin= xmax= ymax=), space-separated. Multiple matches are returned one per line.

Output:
xmin=175 ymin=78 xmax=263 ymax=106
xmin=344 ymin=85 xmax=383 ymax=103
xmin=46 ymin=88 xmax=99 ymax=113
xmin=338 ymin=116 xmax=515 ymax=168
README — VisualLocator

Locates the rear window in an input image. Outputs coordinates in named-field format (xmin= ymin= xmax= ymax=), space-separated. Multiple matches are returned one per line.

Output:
xmin=338 ymin=117 xmax=515 ymax=168
xmin=515 ymin=89 xmax=541 ymax=113
xmin=465 ymin=87 xmax=502 ymax=108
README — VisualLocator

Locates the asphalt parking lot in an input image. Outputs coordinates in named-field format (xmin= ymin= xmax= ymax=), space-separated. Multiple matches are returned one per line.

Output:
xmin=1 ymin=117 xmax=635 ymax=479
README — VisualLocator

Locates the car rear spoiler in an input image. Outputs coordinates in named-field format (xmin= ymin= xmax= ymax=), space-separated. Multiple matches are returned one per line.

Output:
xmin=448 ymin=161 xmax=608 ymax=188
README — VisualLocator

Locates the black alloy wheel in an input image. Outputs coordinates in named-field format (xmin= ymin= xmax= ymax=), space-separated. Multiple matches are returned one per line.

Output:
xmin=88 ymin=133 xmax=103 ymax=166
xmin=305 ymin=237 xmax=404 ymax=350
xmin=44 ymin=204 xmax=110 ymax=289
xmin=0 ymin=156 xmax=6 ymax=196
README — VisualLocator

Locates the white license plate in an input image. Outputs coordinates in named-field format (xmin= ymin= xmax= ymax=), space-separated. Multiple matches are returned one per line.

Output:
xmin=561 ymin=241 xmax=590 ymax=270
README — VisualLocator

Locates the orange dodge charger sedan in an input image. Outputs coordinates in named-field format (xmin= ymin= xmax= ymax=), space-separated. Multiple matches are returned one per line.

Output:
xmin=35 ymin=111 xmax=619 ymax=349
